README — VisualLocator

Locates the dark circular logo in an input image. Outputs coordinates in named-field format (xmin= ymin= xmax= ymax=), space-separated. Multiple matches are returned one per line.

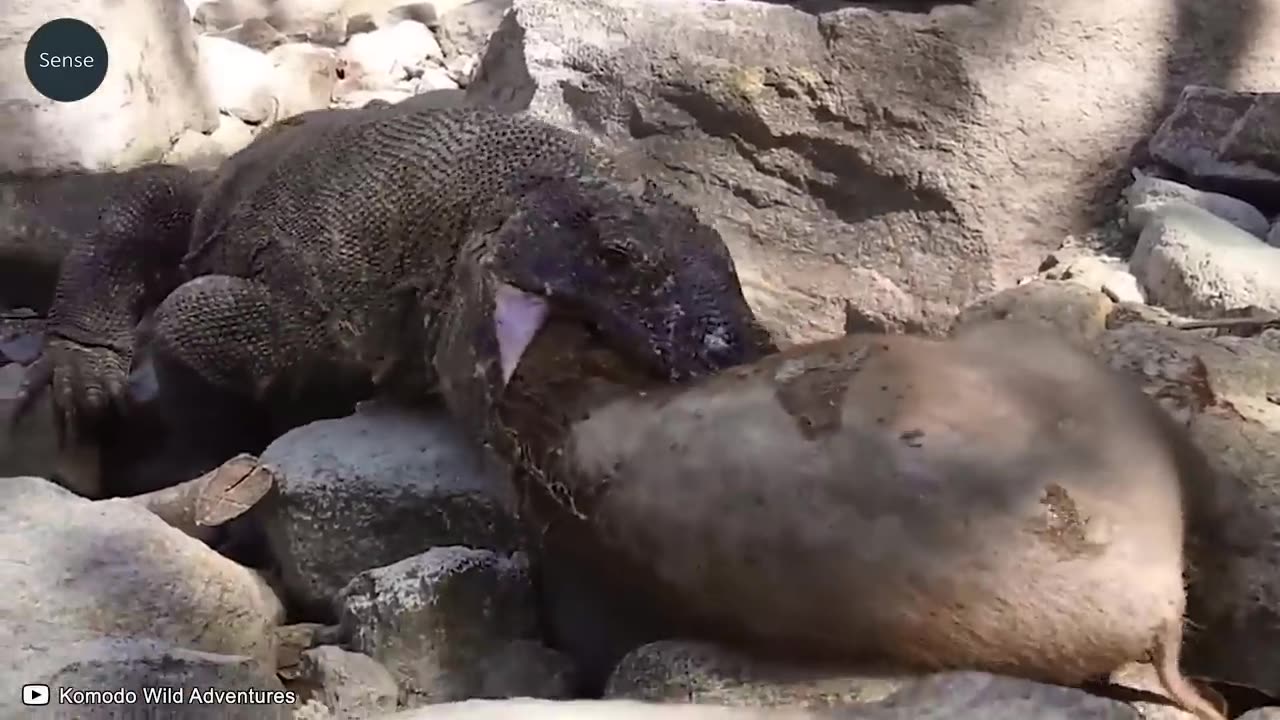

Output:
xmin=24 ymin=18 xmax=109 ymax=103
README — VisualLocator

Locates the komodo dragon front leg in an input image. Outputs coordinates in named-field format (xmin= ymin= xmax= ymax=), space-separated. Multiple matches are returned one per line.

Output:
xmin=15 ymin=170 xmax=202 ymax=441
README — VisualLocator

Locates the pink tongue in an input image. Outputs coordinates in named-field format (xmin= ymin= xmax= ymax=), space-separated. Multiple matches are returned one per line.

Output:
xmin=494 ymin=283 xmax=550 ymax=386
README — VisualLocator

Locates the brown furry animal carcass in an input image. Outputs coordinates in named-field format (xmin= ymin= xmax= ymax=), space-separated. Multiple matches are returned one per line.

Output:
xmin=432 ymin=271 xmax=1224 ymax=720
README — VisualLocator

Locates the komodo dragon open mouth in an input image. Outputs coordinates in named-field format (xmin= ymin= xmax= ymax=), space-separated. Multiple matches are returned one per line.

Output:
xmin=493 ymin=283 xmax=552 ymax=387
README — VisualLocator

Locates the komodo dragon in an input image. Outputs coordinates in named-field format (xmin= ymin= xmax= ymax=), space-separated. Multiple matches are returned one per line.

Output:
xmin=17 ymin=105 xmax=775 ymax=449
xmin=0 ymin=166 xmax=209 ymax=313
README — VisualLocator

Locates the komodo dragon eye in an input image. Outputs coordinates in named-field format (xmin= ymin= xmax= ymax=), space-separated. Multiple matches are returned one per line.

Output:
xmin=600 ymin=236 xmax=652 ymax=270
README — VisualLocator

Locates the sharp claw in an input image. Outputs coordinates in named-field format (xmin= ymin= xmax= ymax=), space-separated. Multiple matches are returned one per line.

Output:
xmin=8 ymin=355 xmax=53 ymax=433
xmin=62 ymin=402 xmax=78 ymax=446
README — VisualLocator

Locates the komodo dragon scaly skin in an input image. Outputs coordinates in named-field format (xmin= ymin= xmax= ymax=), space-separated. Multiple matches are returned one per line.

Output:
xmin=0 ymin=166 xmax=208 ymax=312
xmin=26 ymin=105 xmax=774 ymax=442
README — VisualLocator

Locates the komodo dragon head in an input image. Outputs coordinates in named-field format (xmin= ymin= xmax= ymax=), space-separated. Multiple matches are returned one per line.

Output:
xmin=473 ymin=173 xmax=777 ymax=386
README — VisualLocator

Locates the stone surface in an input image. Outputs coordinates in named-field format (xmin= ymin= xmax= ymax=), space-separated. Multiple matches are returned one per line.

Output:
xmin=1 ymin=0 xmax=217 ymax=173
xmin=261 ymin=403 xmax=519 ymax=618
xmin=212 ymin=17 xmax=289 ymax=51
xmin=605 ymin=640 xmax=905 ymax=710
xmin=473 ymin=640 xmax=576 ymax=700
xmin=1124 ymin=169 xmax=1270 ymax=239
xmin=381 ymin=699 xmax=818 ymax=719
xmin=164 ymin=113 xmax=258 ymax=170
xmin=1128 ymin=201 xmax=1280 ymax=316
xmin=0 ymin=476 xmax=285 ymax=702
xmin=950 ymin=280 xmax=1115 ymax=348
xmin=1148 ymin=86 xmax=1280 ymax=215
xmin=0 ymin=637 xmax=291 ymax=718
xmin=194 ymin=0 xmax=349 ymax=43
xmin=339 ymin=20 xmax=444 ymax=90
xmin=466 ymin=0 xmax=1280 ymax=345
xmin=269 ymin=42 xmax=340 ymax=119
xmin=197 ymin=35 xmax=279 ymax=124
xmin=338 ymin=546 xmax=537 ymax=705
xmin=1037 ymin=252 xmax=1147 ymax=306
xmin=300 ymin=645 xmax=400 ymax=718
xmin=378 ymin=672 xmax=1145 ymax=718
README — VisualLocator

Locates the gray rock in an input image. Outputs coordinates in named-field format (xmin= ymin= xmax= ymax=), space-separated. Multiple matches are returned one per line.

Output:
xmin=1128 ymin=201 xmax=1280 ymax=316
xmin=378 ymin=699 xmax=819 ymax=719
xmin=194 ymin=0 xmax=348 ymax=43
xmin=1148 ymin=86 xmax=1280 ymax=215
xmin=212 ymin=17 xmax=290 ymax=51
xmin=0 ymin=363 xmax=78 ymax=491
xmin=300 ymin=645 xmax=400 ymax=718
xmin=0 ymin=637 xmax=292 ymax=719
xmin=277 ymin=622 xmax=339 ymax=680
xmin=464 ymin=0 xmax=1280 ymax=345
xmin=1239 ymin=710 xmax=1280 ymax=720
xmin=338 ymin=546 xmax=537 ymax=705
xmin=297 ymin=700 xmax=338 ymax=720
xmin=475 ymin=640 xmax=576 ymax=700
xmin=435 ymin=0 xmax=511 ymax=59
xmin=849 ymin=672 xmax=1141 ymax=719
xmin=0 ymin=477 xmax=283 ymax=673
xmin=606 ymin=640 xmax=905 ymax=709
xmin=1269 ymin=220 xmax=1280 ymax=248
xmin=261 ymin=403 xmax=518 ymax=617
xmin=1124 ymin=169 xmax=1270 ymax=239
xmin=375 ymin=673 xmax=1145 ymax=718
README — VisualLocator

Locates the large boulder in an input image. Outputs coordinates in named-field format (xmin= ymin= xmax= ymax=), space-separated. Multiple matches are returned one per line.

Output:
xmin=261 ymin=403 xmax=519 ymax=618
xmin=466 ymin=0 xmax=1280 ymax=344
xmin=1 ymin=1 xmax=217 ymax=173
xmin=0 ymin=476 xmax=286 ymax=713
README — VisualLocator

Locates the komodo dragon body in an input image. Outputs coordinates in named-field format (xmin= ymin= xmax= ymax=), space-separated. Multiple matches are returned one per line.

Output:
xmin=30 ymin=105 xmax=773 ymax=441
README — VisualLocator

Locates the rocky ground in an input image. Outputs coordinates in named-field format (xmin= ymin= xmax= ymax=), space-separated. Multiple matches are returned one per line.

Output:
xmin=2 ymin=0 xmax=1280 ymax=718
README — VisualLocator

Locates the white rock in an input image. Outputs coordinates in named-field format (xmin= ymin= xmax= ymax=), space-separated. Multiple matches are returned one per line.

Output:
xmin=417 ymin=65 xmax=461 ymax=92
xmin=340 ymin=20 xmax=444 ymax=89
xmin=269 ymin=43 xmax=340 ymax=118
xmin=0 ymin=477 xmax=283 ymax=675
xmin=334 ymin=88 xmax=416 ymax=107
xmin=1048 ymin=255 xmax=1147 ymax=305
xmin=444 ymin=54 xmax=478 ymax=87
xmin=197 ymin=36 xmax=279 ymax=124
xmin=0 ymin=0 xmax=217 ymax=173
xmin=1129 ymin=201 xmax=1280 ymax=315
xmin=164 ymin=113 xmax=257 ymax=169
xmin=1124 ymin=168 xmax=1271 ymax=238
